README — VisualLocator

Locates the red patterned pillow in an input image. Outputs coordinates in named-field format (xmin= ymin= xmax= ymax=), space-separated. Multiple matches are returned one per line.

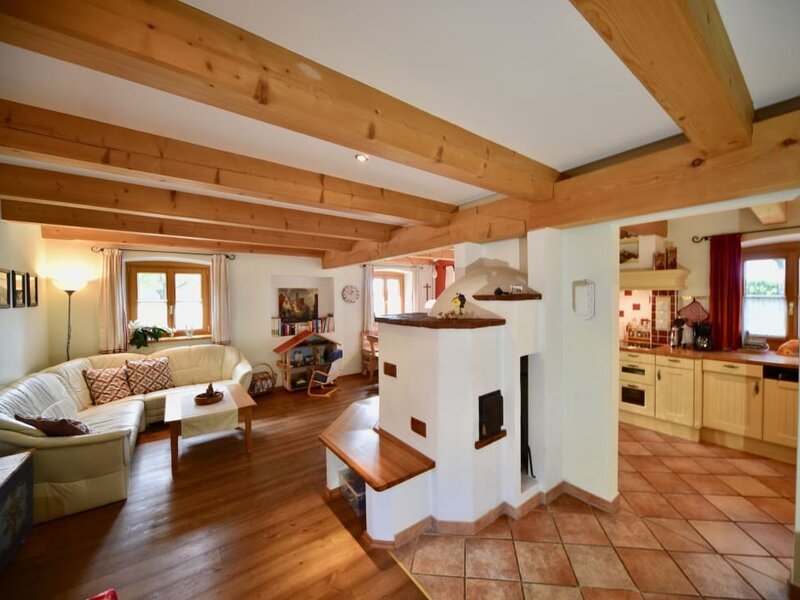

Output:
xmin=126 ymin=357 xmax=174 ymax=394
xmin=15 ymin=415 xmax=91 ymax=436
xmin=83 ymin=367 xmax=133 ymax=405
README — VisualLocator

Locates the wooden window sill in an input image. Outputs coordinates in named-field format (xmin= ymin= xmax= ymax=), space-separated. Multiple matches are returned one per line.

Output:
xmin=131 ymin=334 xmax=212 ymax=346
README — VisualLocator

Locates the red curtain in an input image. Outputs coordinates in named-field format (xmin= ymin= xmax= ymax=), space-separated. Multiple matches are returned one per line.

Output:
xmin=709 ymin=233 xmax=742 ymax=350
xmin=434 ymin=260 xmax=453 ymax=298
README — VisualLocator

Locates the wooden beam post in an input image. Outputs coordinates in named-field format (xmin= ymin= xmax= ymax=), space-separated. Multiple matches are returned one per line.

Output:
xmin=571 ymin=0 xmax=753 ymax=155
xmin=0 ymin=0 xmax=558 ymax=199
xmin=0 ymin=164 xmax=395 ymax=241
xmin=0 ymin=99 xmax=454 ymax=226
xmin=1 ymin=200 xmax=354 ymax=251
xmin=750 ymin=202 xmax=788 ymax=225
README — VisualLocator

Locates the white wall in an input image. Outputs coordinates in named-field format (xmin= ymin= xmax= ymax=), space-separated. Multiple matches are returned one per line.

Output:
xmin=0 ymin=220 xmax=49 ymax=385
xmin=41 ymin=241 xmax=365 ymax=376
xmin=559 ymin=223 xmax=620 ymax=502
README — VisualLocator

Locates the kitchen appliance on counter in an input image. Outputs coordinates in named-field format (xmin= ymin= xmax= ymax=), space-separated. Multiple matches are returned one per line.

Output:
xmin=693 ymin=322 xmax=713 ymax=351
xmin=669 ymin=318 xmax=685 ymax=348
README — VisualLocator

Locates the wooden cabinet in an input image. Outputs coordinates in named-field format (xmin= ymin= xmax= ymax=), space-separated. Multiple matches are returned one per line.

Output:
xmin=702 ymin=360 xmax=763 ymax=439
xmin=763 ymin=367 xmax=798 ymax=448
xmin=655 ymin=364 xmax=695 ymax=426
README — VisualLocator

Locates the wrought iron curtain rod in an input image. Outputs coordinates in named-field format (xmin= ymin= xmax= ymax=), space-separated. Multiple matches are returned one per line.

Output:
xmin=692 ymin=224 xmax=800 ymax=243
xmin=90 ymin=246 xmax=235 ymax=259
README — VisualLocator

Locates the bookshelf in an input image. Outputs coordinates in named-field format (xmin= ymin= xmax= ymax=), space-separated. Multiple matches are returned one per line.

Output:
xmin=270 ymin=275 xmax=335 ymax=338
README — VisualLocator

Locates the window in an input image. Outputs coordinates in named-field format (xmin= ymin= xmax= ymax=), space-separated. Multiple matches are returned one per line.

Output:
xmin=742 ymin=243 xmax=799 ymax=346
xmin=372 ymin=271 xmax=405 ymax=316
xmin=126 ymin=262 xmax=210 ymax=335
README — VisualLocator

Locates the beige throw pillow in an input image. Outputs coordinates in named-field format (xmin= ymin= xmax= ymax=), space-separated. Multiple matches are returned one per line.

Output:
xmin=83 ymin=367 xmax=133 ymax=405
xmin=126 ymin=357 xmax=174 ymax=394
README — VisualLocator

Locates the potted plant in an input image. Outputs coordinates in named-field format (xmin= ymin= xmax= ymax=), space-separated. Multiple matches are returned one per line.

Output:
xmin=128 ymin=321 xmax=173 ymax=349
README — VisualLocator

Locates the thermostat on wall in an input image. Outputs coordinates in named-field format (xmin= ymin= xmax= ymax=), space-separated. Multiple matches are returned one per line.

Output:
xmin=571 ymin=279 xmax=595 ymax=320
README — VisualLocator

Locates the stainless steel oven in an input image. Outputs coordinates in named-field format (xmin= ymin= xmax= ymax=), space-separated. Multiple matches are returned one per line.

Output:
xmin=620 ymin=353 xmax=655 ymax=417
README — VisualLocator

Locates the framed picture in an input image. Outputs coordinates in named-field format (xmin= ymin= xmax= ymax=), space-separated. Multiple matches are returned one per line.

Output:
xmin=11 ymin=271 xmax=26 ymax=308
xmin=0 ymin=269 xmax=9 ymax=309
xmin=278 ymin=288 xmax=319 ymax=323
xmin=26 ymin=274 xmax=38 ymax=307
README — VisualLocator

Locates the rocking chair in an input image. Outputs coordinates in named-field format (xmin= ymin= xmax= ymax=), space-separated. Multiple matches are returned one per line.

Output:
xmin=307 ymin=349 xmax=343 ymax=397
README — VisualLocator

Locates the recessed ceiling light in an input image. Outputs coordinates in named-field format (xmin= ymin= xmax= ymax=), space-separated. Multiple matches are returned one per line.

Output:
xmin=354 ymin=153 xmax=369 ymax=163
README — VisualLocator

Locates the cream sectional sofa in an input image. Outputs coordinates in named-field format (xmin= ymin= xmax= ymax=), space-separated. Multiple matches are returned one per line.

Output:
xmin=0 ymin=345 xmax=252 ymax=523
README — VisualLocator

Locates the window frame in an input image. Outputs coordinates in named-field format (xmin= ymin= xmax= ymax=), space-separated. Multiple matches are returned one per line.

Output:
xmin=372 ymin=271 xmax=406 ymax=316
xmin=741 ymin=242 xmax=799 ymax=348
xmin=126 ymin=261 xmax=211 ymax=335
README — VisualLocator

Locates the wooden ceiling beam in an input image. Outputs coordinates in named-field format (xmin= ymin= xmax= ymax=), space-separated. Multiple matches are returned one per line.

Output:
xmin=0 ymin=0 xmax=558 ymax=200
xmin=40 ymin=226 xmax=324 ymax=259
xmin=547 ymin=109 xmax=800 ymax=228
xmin=571 ymin=0 xmax=753 ymax=156
xmin=0 ymin=164 xmax=394 ymax=242
xmin=0 ymin=99 xmax=454 ymax=226
xmin=1 ymin=200 xmax=353 ymax=252
xmin=323 ymin=200 xmax=528 ymax=268
xmin=323 ymin=110 xmax=800 ymax=267
xmin=750 ymin=202 xmax=788 ymax=225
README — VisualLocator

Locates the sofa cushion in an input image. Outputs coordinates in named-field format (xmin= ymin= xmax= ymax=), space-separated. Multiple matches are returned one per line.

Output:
xmin=151 ymin=346 xmax=225 ymax=386
xmin=88 ymin=353 xmax=145 ymax=370
xmin=83 ymin=367 xmax=133 ymax=406
xmin=15 ymin=415 xmax=92 ymax=436
xmin=44 ymin=358 xmax=94 ymax=410
xmin=126 ymin=357 xmax=174 ymax=394
xmin=79 ymin=400 xmax=144 ymax=445
xmin=0 ymin=373 xmax=77 ymax=420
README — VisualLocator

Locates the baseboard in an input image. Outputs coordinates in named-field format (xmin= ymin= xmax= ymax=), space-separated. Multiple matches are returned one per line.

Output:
xmin=562 ymin=482 xmax=618 ymax=513
xmin=433 ymin=503 xmax=506 ymax=535
xmin=321 ymin=486 xmax=341 ymax=502
xmin=362 ymin=531 xmax=394 ymax=550
xmin=394 ymin=516 xmax=433 ymax=547
xmin=791 ymin=580 xmax=800 ymax=600
xmin=619 ymin=412 xmax=700 ymax=442
xmin=700 ymin=428 xmax=797 ymax=464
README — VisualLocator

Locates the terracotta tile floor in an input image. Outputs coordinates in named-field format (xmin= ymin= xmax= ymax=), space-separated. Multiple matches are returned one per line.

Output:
xmin=393 ymin=423 xmax=797 ymax=599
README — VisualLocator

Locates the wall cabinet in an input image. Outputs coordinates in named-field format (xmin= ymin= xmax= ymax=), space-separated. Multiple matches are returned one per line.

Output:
xmin=702 ymin=360 xmax=763 ymax=439
xmin=655 ymin=364 xmax=694 ymax=427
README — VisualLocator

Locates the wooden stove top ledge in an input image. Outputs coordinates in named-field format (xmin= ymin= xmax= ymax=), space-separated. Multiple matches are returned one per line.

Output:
xmin=376 ymin=312 xmax=506 ymax=329
xmin=472 ymin=292 xmax=542 ymax=301
xmin=319 ymin=397 xmax=435 ymax=492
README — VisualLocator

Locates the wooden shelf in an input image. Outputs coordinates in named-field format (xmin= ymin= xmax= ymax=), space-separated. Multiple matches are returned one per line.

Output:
xmin=620 ymin=268 xmax=689 ymax=291
xmin=473 ymin=292 xmax=542 ymax=301
xmin=376 ymin=312 xmax=505 ymax=329
xmin=319 ymin=397 xmax=435 ymax=491
xmin=475 ymin=429 xmax=507 ymax=449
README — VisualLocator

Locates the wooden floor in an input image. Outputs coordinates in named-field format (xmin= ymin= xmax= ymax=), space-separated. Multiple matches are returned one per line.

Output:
xmin=0 ymin=377 xmax=426 ymax=600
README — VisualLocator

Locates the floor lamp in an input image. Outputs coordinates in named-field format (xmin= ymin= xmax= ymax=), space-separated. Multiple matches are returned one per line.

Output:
xmin=54 ymin=279 xmax=86 ymax=361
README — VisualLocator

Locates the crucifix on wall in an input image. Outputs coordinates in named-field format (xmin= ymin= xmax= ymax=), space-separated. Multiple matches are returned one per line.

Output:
xmin=423 ymin=283 xmax=432 ymax=301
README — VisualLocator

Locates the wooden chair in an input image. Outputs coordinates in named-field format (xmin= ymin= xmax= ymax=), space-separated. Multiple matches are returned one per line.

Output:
xmin=308 ymin=349 xmax=343 ymax=397
xmin=361 ymin=333 xmax=379 ymax=382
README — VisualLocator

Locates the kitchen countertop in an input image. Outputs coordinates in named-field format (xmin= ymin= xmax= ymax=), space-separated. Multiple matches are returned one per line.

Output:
xmin=620 ymin=344 xmax=798 ymax=368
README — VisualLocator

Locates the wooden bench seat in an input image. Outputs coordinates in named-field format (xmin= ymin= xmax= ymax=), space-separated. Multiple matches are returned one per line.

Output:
xmin=319 ymin=397 xmax=434 ymax=491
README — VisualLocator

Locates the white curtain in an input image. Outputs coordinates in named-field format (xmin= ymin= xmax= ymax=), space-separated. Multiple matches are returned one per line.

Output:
xmin=362 ymin=264 xmax=376 ymax=333
xmin=211 ymin=254 xmax=231 ymax=345
xmin=99 ymin=248 xmax=127 ymax=354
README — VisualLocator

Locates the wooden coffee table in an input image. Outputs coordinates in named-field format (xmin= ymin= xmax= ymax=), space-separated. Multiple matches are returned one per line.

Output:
xmin=164 ymin=383 xmax=256 ymax=476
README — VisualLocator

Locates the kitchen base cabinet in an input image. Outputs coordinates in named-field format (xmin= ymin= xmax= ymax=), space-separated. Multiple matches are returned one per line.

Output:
xmin=702 ymin=360 xmax=763 ymax=439
xmin=655 ymin=356 xmax=699 ymax=427
xmin=762 ymin=367 xmax=798 ymax=448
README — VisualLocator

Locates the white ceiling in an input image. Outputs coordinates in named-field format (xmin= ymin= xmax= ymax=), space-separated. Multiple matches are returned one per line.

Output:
xmin=0 ymin=0 xmax=799 ymax=211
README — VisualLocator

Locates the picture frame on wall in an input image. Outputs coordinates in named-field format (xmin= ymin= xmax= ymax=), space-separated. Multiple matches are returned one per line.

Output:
xmin=26 ymin=274 xmax=38 ymax=307
xmin=11 ymin=270 xmax=26 ymax=308
xmin=278 ymin=288 xmax=319 ymax=323
xmin=0 ymin=269 xmax=10 ymax=309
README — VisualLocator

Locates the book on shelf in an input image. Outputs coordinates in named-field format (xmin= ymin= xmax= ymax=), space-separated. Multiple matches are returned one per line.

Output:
xmin=275 ymin=315 xmax=335 ymax=337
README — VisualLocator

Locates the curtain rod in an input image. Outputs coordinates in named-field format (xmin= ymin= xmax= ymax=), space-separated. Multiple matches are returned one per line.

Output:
xmin=91 ymin=246 xmax=235 ymax=259
xmin=692 ymin=224 xmax=800 ymax=243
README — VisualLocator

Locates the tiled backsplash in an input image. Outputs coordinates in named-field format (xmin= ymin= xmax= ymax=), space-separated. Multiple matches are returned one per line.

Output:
xmin=619 ymin=289 xmax=678 ymax=346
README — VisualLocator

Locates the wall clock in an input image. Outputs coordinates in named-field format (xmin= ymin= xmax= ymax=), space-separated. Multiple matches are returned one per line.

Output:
xmin=341 ymin=284 xmax=360 ymax=303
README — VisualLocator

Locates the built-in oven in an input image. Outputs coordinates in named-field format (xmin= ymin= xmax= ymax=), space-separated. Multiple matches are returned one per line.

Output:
xmin=620 ymin=354 xmax=655 ymax=417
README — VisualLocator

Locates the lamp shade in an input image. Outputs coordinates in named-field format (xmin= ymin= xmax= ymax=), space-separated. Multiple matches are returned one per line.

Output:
xmin=54 ymin=278 xmax=87 ymax=293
